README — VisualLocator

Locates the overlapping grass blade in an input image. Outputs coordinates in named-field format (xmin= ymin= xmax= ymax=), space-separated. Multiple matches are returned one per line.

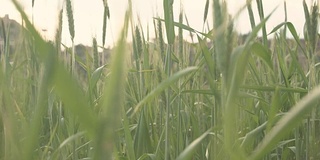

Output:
xmin=250 ymin=42 xmax=273 ymax=70
xmin=216 ymin=9 xmax=276 ymax=159
xmin=11 ymin=0 xmax=97 ymax=159
xmin=130 ymin=67 xmax=197 ymax=116
xmin=5 ymin=0 xmax=320 ymax=159
xmin=250 ymin=85 xmax=320 ymax=160
xmin=93 ymin=7 xmax=130 ymax=159
xmin=176 ymin=129 xmax=212 ymax=160
xmin=256 ymin=0 xmax=268 ymax=46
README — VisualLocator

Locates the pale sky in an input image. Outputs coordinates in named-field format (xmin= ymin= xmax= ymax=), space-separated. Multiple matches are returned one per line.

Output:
xmin=0 ymin=0 xmax=316 ymax=47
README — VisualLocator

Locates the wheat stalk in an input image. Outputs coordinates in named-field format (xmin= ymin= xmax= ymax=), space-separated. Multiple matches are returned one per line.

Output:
xmin=102 ymin=1 xmax=110 ymax=47
xmin=93 ymin=38 xmax=99 ymax=69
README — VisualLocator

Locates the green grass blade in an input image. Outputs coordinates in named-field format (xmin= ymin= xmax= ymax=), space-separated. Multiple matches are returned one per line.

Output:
xmin=130 ymin=67 xmax=198 ymax=117
xmin=176 ymin=129 xmax=212 ymax=160
xmin=163 ymin=0 xmax=175 ymax=44
xmin=122 ymin=108 xmax=136 ymax=160
xmin=10 ymin=2 xmax=61 ymax=159
xmin=241 ymin=85 xmax=307 ymax=93
xmin=53 ymin=63 xmax=97 ymax=132
xmin=269 ymin=22 xmax=308 ymax=59
xmin=134 ymin=112 xmax=152 ymax=158
xmin=94 ymin=8 xmax=130 ymax=159
xmin=255 ymin=0 xmax=268 ymax=46
xmin=223 ymin=11 xmax=274 ymax=160
xmin=90 ymin=64 xmax=106 ymax=91
xmin=250 ymin=42 xmax=273 ymax=70
xmin=154 ymin=17 xmax=210 ymax=39
xmin=203 ymin=0 xmax=210 ymax=23
xmin=303 ymin=0 xmax=311 ymax=43
xmin=162 ymin=2 xmax=175 ymax=158
xmin=283 ymin=0 xmax=287 ymax=37
xmin=240 ymin=121 xmax=269 ymax=151
xmin=249 ymin=85 xmax=320 ymax=160
xmin=267 ymin=87 xmax=281 ymax=132
xmin=58 ymin=131 xmax=86 ymax=149
xmin=246 ymin=0 xmax=256 ymax=29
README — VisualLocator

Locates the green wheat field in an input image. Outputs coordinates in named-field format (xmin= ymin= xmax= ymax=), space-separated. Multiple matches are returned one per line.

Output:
xmin=1 ymin=0 xmax=320 ymax=159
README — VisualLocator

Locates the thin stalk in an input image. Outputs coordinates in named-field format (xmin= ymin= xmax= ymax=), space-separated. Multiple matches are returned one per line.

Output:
xmin=165 ymin=44 xmax=172 ymax=160
xmin=246 ymin=0 xmax=256 ymax=29
xmin=295 ymin=127 xmax=301 ymax=160
xmin=283 ymin=0 xmax=287 ymax=38
xmin=177 ymin=4 xmax=183 ymax=156
xmin=163 ymin=0 xmax=175 ymax=159
xmin=256 ymin=0 xmax=267 ymax=46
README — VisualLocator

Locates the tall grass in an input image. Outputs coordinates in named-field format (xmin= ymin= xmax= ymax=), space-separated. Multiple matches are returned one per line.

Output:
xmin=0 ymin=0 xmax=320 ymax=159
